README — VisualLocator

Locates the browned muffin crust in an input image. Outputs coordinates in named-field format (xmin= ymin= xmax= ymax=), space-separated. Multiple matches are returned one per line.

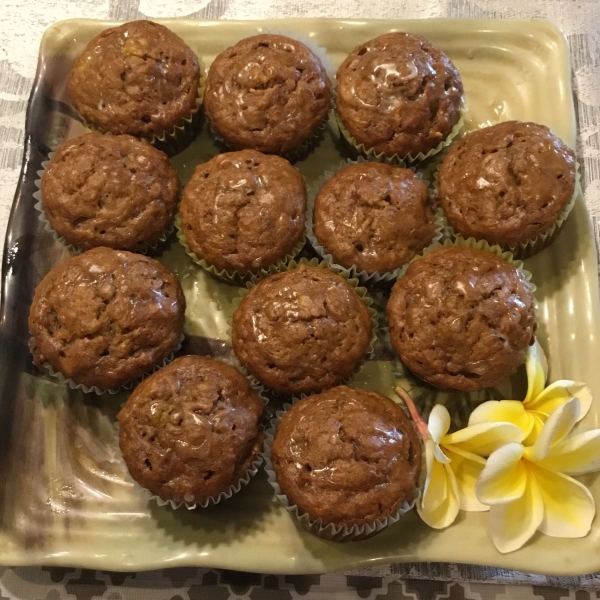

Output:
xmin=28 ymin=247 xmax=186 ymax=390
xmin=41 ymin=133 xmax=179 ymax=251
xmin=232 ymin=265 xmax=372 ymax=395
xmin=313 ymin=162 xmax=435 ymax=274
xmin=438 ymin=121 xmax=576 ymax=247
xmin=204 ymin=34 xmax=331 ymax=154
xmin=271 ymin=386 xmax=421 ymax=527
xmin=180 ymin=150 xmax=306 ymax=274
xmin=336 ymin=32 xmax=463 ymax=157
xmin=68 ymin=21 xmax=200 ymax=138
xmin=386 ymin=247 xmax=535 ymax=392
xmin=118 ymin=356 xmax=264 ymax=503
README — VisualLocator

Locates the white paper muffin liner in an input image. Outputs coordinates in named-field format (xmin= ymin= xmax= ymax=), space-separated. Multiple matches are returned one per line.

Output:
xmin=262 ymin=402 xmax=421 ymax=541
xmin=33 ymin=152 xmax=175 ymax=255
xmin=306 ymin=156 xmax=447 ymax=286
xmin=332 ymin=105 xmax=467 ymax=166
xmin=226 ymin=257 xmax=380 ymax=396
xmin=434 ymin=156 xmax=582 ymax=260
xmin=175 ymin=214 xmax=307 ymax=286
xmin=206 ymin=29 xmax=335 ymax=162
xmin=81 ymin=58 xmax=206 ymax=156
xmin=120 ymin=383 xmax=269 ymax=510
xmin=32 ymin=333 xmax=185 ymax=396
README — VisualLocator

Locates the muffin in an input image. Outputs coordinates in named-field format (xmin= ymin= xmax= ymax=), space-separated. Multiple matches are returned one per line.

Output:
xmin=312 ymin=162 xmax=436 ymax=274
xmin=28 ymin=247 xmax=186 ymax=391
xmin=68 ymin=21 xmax=200 ymax=138
xmin=232 ymin=265 xmax=372 ymax=395
xmin=438 ymin=121 xmax=576 ymax=250
xmin=204 ymin=34 xmax=331 ymax=155
xmin=270 ymin=386 xmax=421 ymax=530
xmin=336 ymin=32 xmax=463 ymax=159
xmin=180 ymin=150 xmax=306 ymax=275
xmin=118 ymin=356 xmax=264 ymax=505
xmin=40 ymin=133 xmax=179 ymax=251
xmin=386 ymin=246 xmax=536 ymax=392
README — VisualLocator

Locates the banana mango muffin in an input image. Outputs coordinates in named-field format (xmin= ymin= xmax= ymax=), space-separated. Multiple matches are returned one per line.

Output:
xmin=232 ymin=265 xmax=372 ymax=395
xmin=313 ymin=162 xmax=435 ymax=274
xmin=118 ymin=356 xmax=264 ymax=504
xmin=28 ymin=247 xmax=185 ymax=390
xmin=336 ymin=32 xmax=463 ymax=158
xmin=386 ymin=246 xmax=536 ymax=392
xmin=68 ymin=20 xmax=200 ymax=138
xmin=180 ymin=150 xmax=306 ymax=275
xmin=438 ymin=121 xmax=576 ymax=248
xmin=41 ymin=133 xmax=179 ymax=251
xmin=271 ymin=386 xmax=421 ymax=527
xmin=387 ymin=246 xmax=536 ymax=392
xmin=204 ymin=34 xmax=331 ymax=154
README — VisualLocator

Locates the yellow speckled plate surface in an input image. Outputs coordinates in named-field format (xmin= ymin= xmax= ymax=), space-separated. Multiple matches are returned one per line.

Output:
xmin=1 ymin=18 xmax=599 ymax=575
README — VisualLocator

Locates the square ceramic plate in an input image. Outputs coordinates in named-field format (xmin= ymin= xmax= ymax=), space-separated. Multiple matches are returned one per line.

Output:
xmin=1 ymin=18 xmax=600 ymax=576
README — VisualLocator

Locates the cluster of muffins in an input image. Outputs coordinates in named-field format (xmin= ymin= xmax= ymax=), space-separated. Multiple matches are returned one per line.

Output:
xmin=26 ymin=21 xmax=578 ymax=540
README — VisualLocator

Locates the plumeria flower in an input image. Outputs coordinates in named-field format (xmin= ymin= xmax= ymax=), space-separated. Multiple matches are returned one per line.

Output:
xmin=468 ymin=341 xmax=592 ymax=445
xmin=396 ymin=387 xmax=525 ymax=529
xmin=476 ymin=397 xmax=600 ymax=554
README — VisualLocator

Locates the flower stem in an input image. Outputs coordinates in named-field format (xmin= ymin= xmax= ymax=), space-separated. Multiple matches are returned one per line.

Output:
xmin=395 ymin=386 xmax=430 ymax=441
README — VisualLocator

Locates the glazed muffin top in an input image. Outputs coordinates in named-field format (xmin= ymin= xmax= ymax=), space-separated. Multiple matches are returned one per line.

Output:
xmin=386 ymin=246 xmax=536 ymax=392
xmin=68 ymin=21 xmax=200 ymax=138
xmin=28 ymin=247 xmax=186 ymax=390
xmin=41 ymin=133 xmax=179 ymax=251
xmin=180 ymin=150 xmax=306 ymax=274
xmin=204 ymin=34 xmax=331 ymax=154
xmin=118 ymin=355 xmax=264 ymax=503
xmin=438 ymin=121 xmax=576 ymax=247
xmin=271 ymin=386 xmax=421 ymax=527
xmin=232 ymin=265 xmax=373 ymax=395
xmin=336 ymin=32 xmax=463 ymax=158
xmin=313 ymin=162 xmax=435 ymax=274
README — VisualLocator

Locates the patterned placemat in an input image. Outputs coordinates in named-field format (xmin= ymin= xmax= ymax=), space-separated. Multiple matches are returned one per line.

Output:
xmin=1 ymin=0 xmax=600 ymax=596
xmin=1 ymin=566 xmax=599 ymax=599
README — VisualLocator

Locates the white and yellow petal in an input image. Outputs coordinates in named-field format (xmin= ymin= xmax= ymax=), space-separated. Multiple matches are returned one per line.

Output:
xmin=488 ymin=471 xmax=544 ymax=554
xmin=524 ymin=339 xmax=548 ymax=404
xmin=524 ymin=398 xmax=580 ymax=463
xmin=417 ymin=462 xmax=460 ymax=529
xmin=524 ymin=412 xmax=546 ymax=446
xmin=428 ymin=404 xmax=451 ymax=445
xmin=529 ymin=464 xmax=595 ymax=538
xmin=421 ymin=439 xmax=449 ymax=513
xmin=468 ymin=400 xmax=535 ymax=438
xmin=526 ymin=382 xmax=592 ymax=423
xmin=442 ymin=421 xmax=526 ymax=458
xmin=536 ymin=430 xmax=600 ymax=476
xmin=444 ymin=446 xmax=489 ymax=512
xmin=476 ymin=442 xmax=527 ymax=505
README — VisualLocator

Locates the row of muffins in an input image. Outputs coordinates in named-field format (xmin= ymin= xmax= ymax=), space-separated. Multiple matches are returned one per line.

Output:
xmin=118 ymin=356 xmax=421 ymax=537
xmin=28 ymin=20 xmax=557 ymax=537
xmin=66 ymin=21 xmax=462 ymax=160
xmin=39 ymin=119 xmax=576 ymax=278
xmin=40 ymin=137 xmax=307 ymax=275
xmin=28 ymin=244 xmax=535 ymax=395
